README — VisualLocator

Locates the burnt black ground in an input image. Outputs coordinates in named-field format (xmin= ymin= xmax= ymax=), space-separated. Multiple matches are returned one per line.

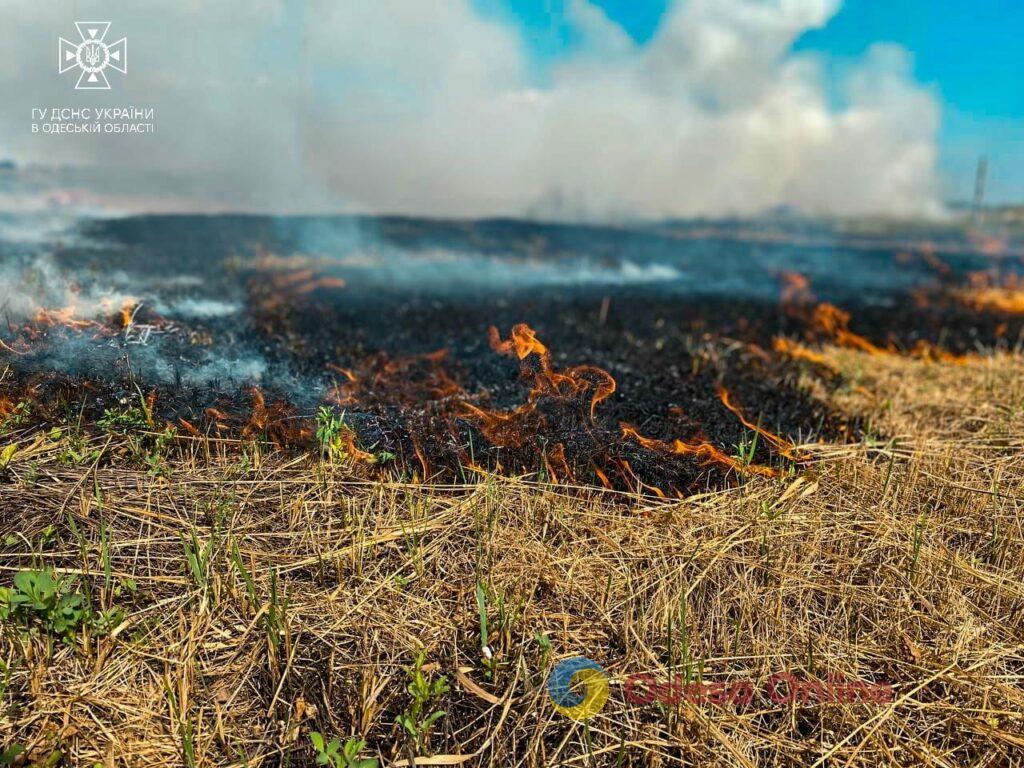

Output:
xmin=3 ymin=214 xmax=1023 ymax=490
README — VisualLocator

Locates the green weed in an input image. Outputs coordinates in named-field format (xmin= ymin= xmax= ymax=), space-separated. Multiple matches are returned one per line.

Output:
xmin=396 ymin=651 xmax=449 ymax=755
xmin=309 ymin=733 xmax=378 ymax=768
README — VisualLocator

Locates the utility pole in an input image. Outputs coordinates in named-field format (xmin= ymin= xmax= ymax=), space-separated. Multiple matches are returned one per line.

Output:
xmin=972 ymin=155 xmax=988 ymax=224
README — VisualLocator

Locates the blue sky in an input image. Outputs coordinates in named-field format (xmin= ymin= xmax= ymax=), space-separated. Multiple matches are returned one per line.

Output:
xmin=479 ymin=0 xmax=1024 ymax=203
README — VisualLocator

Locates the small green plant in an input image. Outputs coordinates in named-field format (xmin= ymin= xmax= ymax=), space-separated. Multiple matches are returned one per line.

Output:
xmin=760 ymin=498 xmax=783 ymax=522
xmin=97 ymin=403 xmax=149 ymax=434
xmin=473 ymin=581 xmax=522 ymax=681
xmin=225 ymin=452 xmax=254 ymax=479
xmin=0 ymin=400 xmax=31 ymax=430
xmin=733 ymin=428 xmax=760 ymax=468
xmin=162 ymin=680 xmax=197 ymax=768
xmin=182 ymin=531 xmax=215 ymax=592
xmin=55 ymin=428 xmax=102 ymax=466
xmin=316 ymin=406 xmax=341 ymax=446
xmin=983 ymin=516 xmax=1001 ymax=563
xmin=664 ymin=589 xmax=702 ymax=720
xmin=0 ymin=658 xmax=13 ymax=701
xmin=0 ymin=569 xmax=117 ymax=643
xmin=264 ymin=568 xmax=289 ymax=651
xmin=615 ymin=732 xmax=628 ymax=767
xmin=181 ymin=719 xmax=197 ymax=768
xmin=316 ymin=407 xmax=349 ymax=460
xmin=400 ymin=513 xmax=426 ymax=579
xmin=37 ymin=524 xmax=57 ymax=550
xmin=475 ymin=580 xmax=498 ymax=679
xmin=309 ymin=733 xmax=378 ymax=768
xmin=317 ymin=407 xmax=381 ymax=463
xmin=396 ymin=652 xmax=449 ymax=755
xmin=860 ymin=416 xmax=883 ymax=449
xmin=534 ymin=631 xmax=552 ymax=675
xmin=92 ymin=605 xmax=126 ymax=635
xmin=145 ymin=425 xmax=178 ymax=478
xmin=230 ymin=539 xmax=257 ymax=606
xmin=475 ymin=580 xmax=488 ymax=646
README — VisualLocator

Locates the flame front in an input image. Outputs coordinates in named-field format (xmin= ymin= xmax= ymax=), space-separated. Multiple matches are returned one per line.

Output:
xmin=717 ymin=385 xmax=806 ymax=462
xmin=620 ymin=423 xmax=778 ymax=478
xmin=317 ymin=322 xmax=782 ymax=489
xmin=457 ymin=324 xmax=616 ymax=449
xmin=954 ymin=272 xmax=1024 ymax=315
xmin=486 ymin=324 xmax=616 ymax=422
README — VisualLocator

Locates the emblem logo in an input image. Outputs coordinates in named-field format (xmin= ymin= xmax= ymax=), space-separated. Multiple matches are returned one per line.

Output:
xmin=59 ymin=22 xmax=127 ymax=90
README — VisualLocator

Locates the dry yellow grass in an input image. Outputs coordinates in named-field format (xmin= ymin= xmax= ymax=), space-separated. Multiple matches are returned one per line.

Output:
xmin=1 ymin=348 xmax=1023 ymax=766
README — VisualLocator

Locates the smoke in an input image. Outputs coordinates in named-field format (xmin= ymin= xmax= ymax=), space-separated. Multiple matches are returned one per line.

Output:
xmin=0 ymin=250 xmax=134 ymax=322
xmin=0 ymin=0 xmax=941 ymax=219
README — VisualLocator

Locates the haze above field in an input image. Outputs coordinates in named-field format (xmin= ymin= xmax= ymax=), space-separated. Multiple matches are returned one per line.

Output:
xmin=2 ymin=0 xmax=1022 ymax=218
xmin=0 ymin=0 xmax=1008 ymax=219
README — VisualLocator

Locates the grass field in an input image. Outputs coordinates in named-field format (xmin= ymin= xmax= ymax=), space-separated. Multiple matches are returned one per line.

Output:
xmin=1 ymin=346 xmax=1023 ymax=766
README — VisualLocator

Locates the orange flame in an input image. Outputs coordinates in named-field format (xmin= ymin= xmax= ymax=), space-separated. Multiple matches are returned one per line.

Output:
xmin=775 ymin=271 xmax=990 ymax=365
xmin=32 ymin=306 xmax=100 ymax=331
xmin=327 ymin=350 xmax=464 ymax=408
xmin=457 ymin=325 xmax=616 ymax=452
xmin=593 ymin=465 xmax=613 ymax=490
xmin=487 ymin=323 xmax=616 ymax=422
xmin=489 ymin=324 xmax=548 ymax=360
xmin=120 ymin=301 xmax=137 ymax=329
xmin=809 ymin=303 xmax=887 ymax=355
xmin=779 ymin=272 xmax=891 ymax=355
xmin=908 ymin=340 xmax=973 ymax=365
xmin=717 ymin=385 xmax=805 ymax=461
xmin=620 ymin=423 xmax=778 ymax=478
xmin=954 ymin=272 xmax=1024 ymax=315
xmin=144 ymin=390 xmax=157 ymax=428
xmin=294 ymin=277 xmax=347 ymax=294
xmin=203 ymin=389 xmax=312 ymax=448
xmin=771 ymin=336 xmax=837 ymax=371
xmin=271 ymin=269 xmax=346 ymax=294
xmin=322 ymin=323 xmax=790 ymax=486
xmin=544 ymin=442 xmax=574 ymax=484
xmin=337 ymin=427 xmax=375 ymax=463
xmin=178 ymin=418 xmax=201 ymax=437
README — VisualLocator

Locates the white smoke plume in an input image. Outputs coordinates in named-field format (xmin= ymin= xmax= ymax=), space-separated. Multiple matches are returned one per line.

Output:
xmin=0 ymin=251 xmax=134 ymax=322
xmin=0 ymin=0 xmax=941 ymax=219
